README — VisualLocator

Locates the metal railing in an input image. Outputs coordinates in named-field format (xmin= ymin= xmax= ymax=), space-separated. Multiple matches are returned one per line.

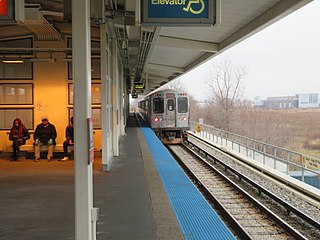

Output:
xmin=190 ymin=121 xmax=320 ymax=186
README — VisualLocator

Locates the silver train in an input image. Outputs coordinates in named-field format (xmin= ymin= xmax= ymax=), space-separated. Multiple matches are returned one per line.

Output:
xmin=138 ymin=89 xmax=190 ymax=144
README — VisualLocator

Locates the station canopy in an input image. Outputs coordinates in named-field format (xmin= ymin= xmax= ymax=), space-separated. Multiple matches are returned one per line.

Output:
xmin=0 ymin=0 xmax=312 ymax=93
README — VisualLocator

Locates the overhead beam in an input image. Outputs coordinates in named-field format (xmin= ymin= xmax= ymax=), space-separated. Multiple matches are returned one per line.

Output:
xmin=156 ymin=36 xmax=219 ymax=53
xmin=146 ymin=75 xmax=168 ymax=82
xmin=147 ymin=63 xmax=184 ymax=73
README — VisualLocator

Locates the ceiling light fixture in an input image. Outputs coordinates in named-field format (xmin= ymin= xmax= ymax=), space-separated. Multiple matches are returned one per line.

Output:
xmin=2 ymin=59 xmax=25 ymax=64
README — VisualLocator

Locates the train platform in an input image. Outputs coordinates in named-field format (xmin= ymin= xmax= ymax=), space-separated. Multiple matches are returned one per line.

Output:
xmin=0 ymin=114 xmax=235 ymax=240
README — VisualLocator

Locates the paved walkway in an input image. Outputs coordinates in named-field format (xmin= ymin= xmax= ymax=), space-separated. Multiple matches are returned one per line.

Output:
xmin=0 ymin=119 xmax=182 ymax=240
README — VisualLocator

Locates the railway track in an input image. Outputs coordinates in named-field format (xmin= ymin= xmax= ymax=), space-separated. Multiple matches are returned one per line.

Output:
xmin=167 ymin=141 xmax=320 ymax=239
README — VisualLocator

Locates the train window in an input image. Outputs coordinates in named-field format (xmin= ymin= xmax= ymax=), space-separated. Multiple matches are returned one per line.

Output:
xmin=153 ymin=98 xmax=164 ymax=113
xmin=178 ymin=97 xmax=188 ymax=113
xmin=167 ymin=99 xmax=175 ymax=111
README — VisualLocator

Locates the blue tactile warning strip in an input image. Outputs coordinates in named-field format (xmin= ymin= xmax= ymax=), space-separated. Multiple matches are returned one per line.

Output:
xmin=141 ymin=127 xmax=236 ymax=240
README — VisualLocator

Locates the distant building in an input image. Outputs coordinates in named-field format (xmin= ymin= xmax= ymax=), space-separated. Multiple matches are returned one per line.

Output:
xmin=264 ymin=96 xmax=298 ymax=110
xmin=252 ymin=93 xmax=320 ymax=110
xmin=296 ymin=93 xmax=319 ymax=108
xmin=253 ymin=96 xmax=264 ymax=108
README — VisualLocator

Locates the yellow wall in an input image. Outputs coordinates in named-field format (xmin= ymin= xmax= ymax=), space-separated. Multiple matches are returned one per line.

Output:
xmin=0 ymin=40 xmax=102 ymax=152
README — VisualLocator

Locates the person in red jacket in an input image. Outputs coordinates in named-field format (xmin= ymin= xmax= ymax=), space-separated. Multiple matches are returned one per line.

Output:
xmin=34 ymin=115 xmax=57 ymax=162
xmin=9 ymin=118 xmax=30 ymax=161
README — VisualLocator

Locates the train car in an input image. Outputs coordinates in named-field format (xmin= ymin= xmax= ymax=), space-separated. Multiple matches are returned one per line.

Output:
xmin=138 ymin=89 xmax=189 ymax=144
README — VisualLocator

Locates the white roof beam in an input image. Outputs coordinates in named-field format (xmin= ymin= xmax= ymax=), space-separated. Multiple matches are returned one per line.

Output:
xmin=147 ymin=75 xmax=168 ymax=82
xmin=157 ymin=36 xmax=219 ymax=53
xmin=147 ymin=63 xmax=184 ymax=73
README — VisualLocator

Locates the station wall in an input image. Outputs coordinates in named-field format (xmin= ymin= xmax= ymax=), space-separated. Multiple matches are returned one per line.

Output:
xmin=0 ymin=39 xmax=103 ymax=152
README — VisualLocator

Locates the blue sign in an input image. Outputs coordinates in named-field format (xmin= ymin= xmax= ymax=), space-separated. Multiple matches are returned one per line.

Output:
xmin=142 ymin=0 xmax=215 ymax=26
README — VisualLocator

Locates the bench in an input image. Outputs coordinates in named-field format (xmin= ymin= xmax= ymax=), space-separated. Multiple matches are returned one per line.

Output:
xmin=6 ymin=131 xmax=74 ymax=159
xmin=23 ymin=144 xmax=74 ymax=159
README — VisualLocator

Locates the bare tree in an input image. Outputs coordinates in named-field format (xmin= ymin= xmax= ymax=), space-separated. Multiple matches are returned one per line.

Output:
xmin=189 ymin=95 xmax=203 ymax=122
xmin=205 ymin=60 xmax=247 ymax=131
xmin=160 ymin=78 xmax=187 ymax=91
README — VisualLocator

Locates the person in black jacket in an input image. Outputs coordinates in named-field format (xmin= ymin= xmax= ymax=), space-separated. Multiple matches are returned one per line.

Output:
xmin=9 ymin=118 xmax=30 ymax=161
xmin=34 ymin=115 xmax=57 ymax=162
xmin=60 ymin=117 xmax=74 ymax=162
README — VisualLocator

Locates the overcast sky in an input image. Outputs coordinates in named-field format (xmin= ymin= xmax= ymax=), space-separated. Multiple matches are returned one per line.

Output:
xmin=179 ymin=0 xmax=320 ymax=101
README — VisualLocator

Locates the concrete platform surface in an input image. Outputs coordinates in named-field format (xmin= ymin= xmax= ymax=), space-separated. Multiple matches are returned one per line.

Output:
xmin=0 ymin=122 xmax=182 ymax=239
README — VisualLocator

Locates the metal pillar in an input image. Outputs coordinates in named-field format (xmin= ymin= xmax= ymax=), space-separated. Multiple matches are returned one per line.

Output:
xmin=112 ymin=39 xmax=120 ymax=156
xmin=120 ymin=67 xmax=126 ymax=135
xmin=72 ymin=1 xmax=96 ymax=239
xmin=100 ymin=23 xmax=110 ymax=171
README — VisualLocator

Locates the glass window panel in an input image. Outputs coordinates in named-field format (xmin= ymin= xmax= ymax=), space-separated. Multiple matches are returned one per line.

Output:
xmin=68 ymin=58 xmax=101 ymax=80
xmin=69 ymin=107 xmax=101 ymax=129
xmin=0 ymin=108 xmax=33 ymax=130
xmin=0 ymin=37 xmax=33 ymax=79
xmin=0 ymin=84 xmax=33 ymax=104
xmin=68 ymin=83 xmax=101 ymax=105
xmin=0 ymin=38 xmax=32 ymax=55
xmin=91 ymin=41 xmax=100 ymax=56
xmin=153 ymin=98 xmax=164 ymax=114
xmin=178 ymin=97 xmax=188 ymax=113
xmin=0 ymin=61 xmax=33 ymax=79
xmin=67 ymin=38 xmax=100 ymax=51
xmin=92 ymin=108 xmax=101 ymax=129
xmin=91 ymin=58 xmax=101 ymax=79
xmin=167 ymin=99 xmax=175 ymax=111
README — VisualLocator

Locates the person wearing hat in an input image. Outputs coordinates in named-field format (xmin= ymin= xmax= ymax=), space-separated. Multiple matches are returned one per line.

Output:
xmin=34 ymin=115 xmax=57 ymax=162
xmin=60 ymin=117 xmax=74 ymax=162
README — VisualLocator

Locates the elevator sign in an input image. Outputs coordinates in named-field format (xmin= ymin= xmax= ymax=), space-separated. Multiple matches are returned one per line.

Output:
xmin=141 ymin=0 xmax=215 ymax=26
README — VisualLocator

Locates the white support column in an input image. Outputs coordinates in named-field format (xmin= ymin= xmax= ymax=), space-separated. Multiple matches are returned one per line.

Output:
xmin=122 ymin=74 xmax=128 ymax=130
xmin=120 ymin=68 xmax=126 ymax=135
xmin=72 ymin=1 xmax=95 ymax=240
xmin=106 ymin=34 xmax=113 ymax=169
xmin=112 ymin=39 xmax=120 ymax=156
xmin=100 ymin=23 xmax=109 ymax=171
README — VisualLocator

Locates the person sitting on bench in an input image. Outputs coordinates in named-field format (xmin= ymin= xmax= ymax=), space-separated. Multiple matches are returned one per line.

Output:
xmin=34 ymin=115 xmax=57 ymax=162
xmin=60 ymin=117 xmax=74 ymax=162
xmin=8 ymin=118 xmax=30 ymax=162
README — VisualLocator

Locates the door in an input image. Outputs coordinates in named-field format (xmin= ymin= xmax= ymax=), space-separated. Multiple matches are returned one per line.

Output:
xmin=166 ymin=98 xmax=176 ymax=127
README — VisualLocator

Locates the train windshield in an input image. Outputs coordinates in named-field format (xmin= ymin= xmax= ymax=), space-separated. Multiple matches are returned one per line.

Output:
xmin=153 ymin=98 xmax=164 ymax=113
xmin=178 ymin=97 xmax=188 ymax=113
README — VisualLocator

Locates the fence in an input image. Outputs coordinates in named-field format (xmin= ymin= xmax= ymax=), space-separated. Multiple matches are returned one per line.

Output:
xmin=190 ymin=121 xmax=320 ymax=187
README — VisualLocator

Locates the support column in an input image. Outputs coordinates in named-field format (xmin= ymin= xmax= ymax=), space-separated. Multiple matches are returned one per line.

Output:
xmin=120 ymin=68 xmax=126 ymax=135
xmin=112 ymin=39 xmax=120 ymax=156
xmin=100 ymin=23 xmax=110 ymax=171
xmin=72 ymin=1 xmax=95 ymax=239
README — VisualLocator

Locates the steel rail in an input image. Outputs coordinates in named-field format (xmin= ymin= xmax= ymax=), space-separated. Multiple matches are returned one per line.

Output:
xmin=186 ymin=136 xmax=320 ymax=230
xmin=189 ymin=132 xmax=320 ymax=203
xmin=168 ymin=143 xmax=309 ymax=239
xmin=168 ymin=145 xmax=252 ymax=240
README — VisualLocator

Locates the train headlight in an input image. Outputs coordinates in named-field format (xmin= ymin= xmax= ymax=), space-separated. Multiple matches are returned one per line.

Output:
xmin=183 ymin=117 xmax=187 ymax=121
xmin=154 ymin=117 xmax=160 ymax=122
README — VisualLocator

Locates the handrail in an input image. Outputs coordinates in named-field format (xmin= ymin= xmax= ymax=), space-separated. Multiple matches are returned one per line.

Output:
xmin=190 ymin=121 xmax=320 ymax=186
